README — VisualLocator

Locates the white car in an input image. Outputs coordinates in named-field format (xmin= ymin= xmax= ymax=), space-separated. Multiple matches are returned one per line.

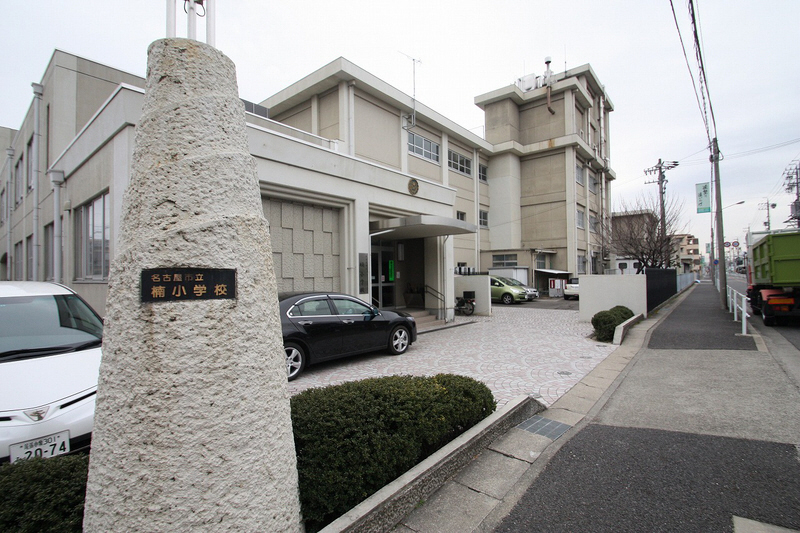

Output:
xmin=564 ymin=278 xmax=580 ymax=300
xmin=0 ymin=282 xmax=103 ymax=463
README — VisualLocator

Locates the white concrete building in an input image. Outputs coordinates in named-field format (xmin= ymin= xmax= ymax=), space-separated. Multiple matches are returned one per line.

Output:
xmin=1 ymin=51 xmax=615 ymax=317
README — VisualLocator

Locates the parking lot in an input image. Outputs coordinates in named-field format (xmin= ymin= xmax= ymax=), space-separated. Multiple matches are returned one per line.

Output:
xmin=287 ymin=299 xmax=615 ymax=408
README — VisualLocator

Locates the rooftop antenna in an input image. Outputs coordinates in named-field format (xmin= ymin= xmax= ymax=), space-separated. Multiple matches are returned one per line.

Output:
xmin=399 ymin=51 xmax=421 ymax=129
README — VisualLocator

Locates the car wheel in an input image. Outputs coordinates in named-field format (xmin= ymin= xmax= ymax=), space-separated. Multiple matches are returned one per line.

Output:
xmin=285 ymin=342 xmax=306 ymax=380
xmin=501 ymin=293 xmax=514 ymax=305
xmin=761 ymin=308 xmax=776 ymax=327
xmin=388 ymin=326 xmax=410 ymax=355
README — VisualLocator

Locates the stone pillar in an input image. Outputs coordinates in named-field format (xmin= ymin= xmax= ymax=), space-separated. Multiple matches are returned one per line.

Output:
xmin=83 ymin=38 xmax=302 ymax=532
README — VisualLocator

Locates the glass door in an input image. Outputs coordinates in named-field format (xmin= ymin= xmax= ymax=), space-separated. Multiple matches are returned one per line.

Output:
xmin=371 ymin=244 xmax=395 ymax=308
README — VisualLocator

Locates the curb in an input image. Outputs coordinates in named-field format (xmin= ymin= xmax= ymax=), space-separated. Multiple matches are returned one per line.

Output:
xmin=321 ymin=395 xmax=546 ymax=533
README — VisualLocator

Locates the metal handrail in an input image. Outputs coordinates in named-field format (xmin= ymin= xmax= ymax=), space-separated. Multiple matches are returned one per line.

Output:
xmin=424 ymin=285 xmax=444 ymax=305
xmin=726 ymin=285 xmax=750 ymax=335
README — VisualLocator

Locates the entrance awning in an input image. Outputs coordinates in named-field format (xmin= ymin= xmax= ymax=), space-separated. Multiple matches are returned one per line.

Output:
xmin=369 ymin=215 xmax=477 ymax=240
xmin=535 ymin=269 xmax=571 ymax=275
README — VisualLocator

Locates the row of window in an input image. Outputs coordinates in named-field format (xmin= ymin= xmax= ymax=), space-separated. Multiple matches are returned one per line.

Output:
xmin=407 ymin=131 xmax=488 ymax=182
xmin=491 ymin=253 xmax=547 ymax=270
xmin=576 ymin=209 xmax=599 ymax=232
xmin=575 ymin=163 xmax=599 ymax=193
xmin=456 ymin=209 xmax=489 ymax=228
xmin=8 ymin=192 xmax=110 ymax=282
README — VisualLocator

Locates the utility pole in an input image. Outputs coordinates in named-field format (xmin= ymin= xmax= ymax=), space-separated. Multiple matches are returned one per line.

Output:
xmin=712 ymin=137 xmax=727 ymax=310
xmin=760 ymin=198 xmax=776 ymax=230
xmin=644 ymin=158 xmax=679 ymax=267
xmin=784 ymin=161 xmax=800 ymax=228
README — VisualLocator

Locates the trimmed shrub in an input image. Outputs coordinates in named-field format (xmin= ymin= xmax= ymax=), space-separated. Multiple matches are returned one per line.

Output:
xmin=0 ymin=454 xmax=89 ymax=533
xmin=592 ymin=310 xmax=619 ymax=342
xmin=0 ymin=374 xmax=495 ymax=533
xmin=609 ymin=305 xmax=634 ymax=322
xmin=291 ymin=374 xmax=495 ymax=531
xmin=592 ymin=306 xmax=635 ymax=342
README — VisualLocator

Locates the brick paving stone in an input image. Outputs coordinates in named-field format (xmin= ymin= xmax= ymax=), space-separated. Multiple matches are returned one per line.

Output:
xmin=287 ymin=307 xmax=616 ymax=408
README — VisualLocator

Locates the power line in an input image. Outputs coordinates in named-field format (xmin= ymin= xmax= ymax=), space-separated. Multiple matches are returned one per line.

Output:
xmin=670 ymin=0 xmax=710 ymax=144
xmin=688 ymin=0 xmax=718 ymax=140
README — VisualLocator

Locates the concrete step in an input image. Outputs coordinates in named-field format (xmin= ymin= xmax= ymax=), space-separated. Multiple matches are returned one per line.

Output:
xmin=402 ymin=308 xmax=445 ymax=332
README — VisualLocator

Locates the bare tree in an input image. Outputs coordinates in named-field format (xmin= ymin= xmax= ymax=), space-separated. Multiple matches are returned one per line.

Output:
xmin=611 ymin=193 xmax=686 ymax=273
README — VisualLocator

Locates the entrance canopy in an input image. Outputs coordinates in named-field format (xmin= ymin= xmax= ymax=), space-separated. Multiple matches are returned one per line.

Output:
xmin=369 ymin=215 xmax=477 ymax=240
xmin=535 ymin=269 xmax=571 ymax=275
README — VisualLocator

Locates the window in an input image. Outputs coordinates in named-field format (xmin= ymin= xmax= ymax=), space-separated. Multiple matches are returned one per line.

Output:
xmin=44 ymin=223 xmax=54 ymax=281
xmin=577 ymin=254 xmax=587 ymax=274
xmin=536 ymin=254 xmax=546 ymax=270
xmin=576 ymin=209 xmax=585 ymax=229
xmin=75 ymin=192 xmax=110 ymax=280
xmin=456 ymin=211 xmax=466 ymax=221
xmin=493 ymin=254 xmax=518 ymax=267
xmin=331 ymin=297 xmax=372 ymax=316
xmin=14 ymin=157 xmax=23 ymax=205
xmin=576 ymin=163 xmax=584 ymax=185
xmin=14 ymin=241 xmax=23 ymax=281
xmin=588 ymin=172 xmax=597 ymax=193
xmin=633 ymin=262 xmax=642 ymax=270
xmin=479 ymin=164 xmax=488 ymax=182
xmin=26 ymin=236 xmax=33 ymax=280
xmin=448 ymin=149 xmax=472 ymax=176
xmin=407 ymin=131 xmax=440 ymax=163
xmin=619 ymin=262 xmax=628 ymax=270
xmin=26 ymin=138 xmax=34 ymax=193
xmin=479 ymin=210 xmax=489 ymax=228
xmin=289 ymin=298 xmax=332 ymax=317
xmin=589 ymin=214 xmax=598 ymax=233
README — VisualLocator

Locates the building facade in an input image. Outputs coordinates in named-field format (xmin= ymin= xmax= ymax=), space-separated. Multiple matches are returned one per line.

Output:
xmin=1 ymin=51 xmax=615 ymax=317
xmin=474 ymin=63 xmax=615 ymax=288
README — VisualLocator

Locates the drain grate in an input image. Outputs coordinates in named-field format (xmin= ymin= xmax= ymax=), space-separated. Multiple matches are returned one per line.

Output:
xmin=517 ymin=415 xmax=572 ymax=441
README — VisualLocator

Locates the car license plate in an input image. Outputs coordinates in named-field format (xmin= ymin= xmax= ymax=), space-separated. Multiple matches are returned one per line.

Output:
xmin=10 ymin=431 xmax=70 ymax=463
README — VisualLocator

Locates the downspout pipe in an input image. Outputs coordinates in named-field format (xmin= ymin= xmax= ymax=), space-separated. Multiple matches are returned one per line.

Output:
xmin=4 ymin=147 xmax=13 ymax=280
xmin=32 ymin=82 xmax=43 ymax=281
xmin=48 ymin=169 xmax=64 ymax=284
xmin=545 ymin=57 xmax=556 ymax=115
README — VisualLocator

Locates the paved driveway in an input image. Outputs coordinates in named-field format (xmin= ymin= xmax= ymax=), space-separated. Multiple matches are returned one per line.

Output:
xmin=287 ymin=306 xmax=615 ymax=408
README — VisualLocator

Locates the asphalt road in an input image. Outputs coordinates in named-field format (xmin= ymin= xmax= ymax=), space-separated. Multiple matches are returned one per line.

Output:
xmin=728 ymin=274 xmax=800 ymax=351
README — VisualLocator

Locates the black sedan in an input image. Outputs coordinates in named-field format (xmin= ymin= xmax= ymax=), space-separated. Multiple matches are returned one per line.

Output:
xmin=279 ymin=293 xmax=417 ymax=380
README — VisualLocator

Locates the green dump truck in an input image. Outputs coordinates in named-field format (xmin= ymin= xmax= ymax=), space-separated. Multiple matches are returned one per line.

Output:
xmin=746 ymin=229 xmax=800 ymax=326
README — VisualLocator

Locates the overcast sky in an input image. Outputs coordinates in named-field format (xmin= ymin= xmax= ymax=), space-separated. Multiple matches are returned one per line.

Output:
xmin=3 ymin=1 xmax=799 ymax=256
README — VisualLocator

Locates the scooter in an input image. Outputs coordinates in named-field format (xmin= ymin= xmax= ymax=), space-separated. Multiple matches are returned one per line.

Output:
xmin=455 ymin=295 xmax=475 ymax=315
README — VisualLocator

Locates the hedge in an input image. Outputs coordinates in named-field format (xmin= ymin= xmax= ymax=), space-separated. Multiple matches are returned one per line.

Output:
xmin=592 ymin=305 xmax=634 ymax=342
xmin=291 ymin=374 xmax=496 ymax=531
xmin=0 ymin=374 xmax=495 ymax=533
xmin=0 ymin=454 xmax=89 ymax=533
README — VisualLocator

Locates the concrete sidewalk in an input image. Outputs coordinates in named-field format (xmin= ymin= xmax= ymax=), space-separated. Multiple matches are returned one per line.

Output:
xmin=393 ymin=281 xmax=800 ymax=533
